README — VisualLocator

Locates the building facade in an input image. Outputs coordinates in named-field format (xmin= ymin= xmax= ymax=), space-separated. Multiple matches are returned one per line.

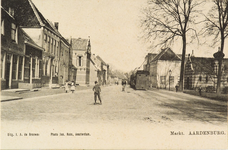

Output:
xmin=1 ymin=5 xmax=43 ymax=90
xmin=149 ymin=48 xmax=181 ymax=90
xmin=184 ymin=54 xmax=228 ymax=92
xmin=2 ymin=0 xmax=72 ymax=88
xmin=71 ymin=37 xmax=91 ymax=85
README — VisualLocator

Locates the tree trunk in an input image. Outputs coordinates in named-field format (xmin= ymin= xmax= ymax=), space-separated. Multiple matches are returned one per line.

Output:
xmin=179 ymin=35 xmax=187 ymax=92
xmin=216 ymin=33 xmax=225 ymax=94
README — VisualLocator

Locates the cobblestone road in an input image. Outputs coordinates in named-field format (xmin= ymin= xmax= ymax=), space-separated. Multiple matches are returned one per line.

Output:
xmin=1 ymin=85 xmax=227 ymax=149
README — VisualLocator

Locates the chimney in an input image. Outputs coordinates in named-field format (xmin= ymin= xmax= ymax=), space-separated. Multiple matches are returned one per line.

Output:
xmin=54 ymin=22 xmax=59 ymax=30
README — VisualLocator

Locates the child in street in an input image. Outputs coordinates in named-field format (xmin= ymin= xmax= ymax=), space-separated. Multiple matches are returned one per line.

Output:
xmin=71 ymin=82 xmax=75 ymax=93
xmin=65 ymin=80 xmax=69 ymax=93
xmin=93 ymin=81 xmax=102 ymax=105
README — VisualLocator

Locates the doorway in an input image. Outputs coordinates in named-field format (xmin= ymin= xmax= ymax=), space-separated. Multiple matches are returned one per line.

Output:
xmin=5 ymin=55 xmax=11 ymax=89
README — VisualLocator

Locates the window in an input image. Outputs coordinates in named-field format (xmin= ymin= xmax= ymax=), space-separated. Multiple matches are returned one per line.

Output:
xmin=44 ymin=34 xmax=47 ymax=42
xmin=1 ymin=20 xmax=4 ymax=35
xmin=43 ymin=34 xmax=47 ymax=51
xmin=39 ymin=60 xmax=42 ymax=78
xmin=53 ymin=40 xmax=56 ymax=55
xmin=18 ymin=56 xmax=23 ymax=80
xmin=24 ymin=57 xmax=30 ymax=79
xmin=47 ymin=36 xmax=50 ymax=52
xmin=206 ymin=75 xmax=208 ymax=83
xmin=35 ymin=59 xmax=39 ymax=78
xmin=78 ymin=56 xmax=82 ymax=66
xmin=45 ymin=62 xmax=48 ymax=76
xmin=50 ymin=38 xmax=53 ymax=53
xmin=1 ymin=53 xmax=5 ymax=79
xmin=12 ymin=55 xmax=17 ymax=79
xmin=199 ymin=76 xmax=202 ymax=81
xmin=56 ymin=42 xmax=59 ymax=57
xmin=11 ymin=23 xmax=17 ymax=42
xmin=9 ymin=7 xmax=14 ymax=17
xmin=32 ymin=58 xmax=35 ymax=78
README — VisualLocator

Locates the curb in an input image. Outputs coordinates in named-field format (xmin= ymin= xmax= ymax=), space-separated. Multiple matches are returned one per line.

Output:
xmin=1 ymin=97 xmax=23 ymax=102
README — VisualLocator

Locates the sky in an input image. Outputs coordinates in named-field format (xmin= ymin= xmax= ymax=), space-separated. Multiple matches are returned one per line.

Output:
xmin=32 ymin=0 xmax=227 ymax=72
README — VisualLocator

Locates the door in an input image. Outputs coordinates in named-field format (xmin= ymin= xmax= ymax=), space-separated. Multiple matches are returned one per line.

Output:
xmin=5 ymin=62 xmax=10 ymax=89
xmin=186 ymin=77 xmax=190 ymax=89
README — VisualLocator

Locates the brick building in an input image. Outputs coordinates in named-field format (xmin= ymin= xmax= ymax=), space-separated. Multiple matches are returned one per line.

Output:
xmin=1 ymin=3 xmax=46 ymax=90
xmin=184 ymin=54 xmax=228 ymax=92
xmin=2 ymin=0 xmax=72 ymax=88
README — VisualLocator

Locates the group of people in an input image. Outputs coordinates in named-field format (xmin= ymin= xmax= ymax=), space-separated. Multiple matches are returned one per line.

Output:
xmin=64 ymin=79 xmax=127 ymax=105
xmin=64 ymin=81 xmax=76 ymax=93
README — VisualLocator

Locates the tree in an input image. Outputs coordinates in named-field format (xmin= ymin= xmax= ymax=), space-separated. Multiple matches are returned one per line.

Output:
xmin=141 ymin=0 xmax=202 ymax=91
xmin=201 ymin=0 xmax=228 ymax=93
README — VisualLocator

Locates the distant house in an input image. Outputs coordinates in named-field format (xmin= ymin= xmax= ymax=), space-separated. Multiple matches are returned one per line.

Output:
xmin=96 ymin=56 xmax=109 ymax=85
xmin=71 ymin=37 xmax=91 ymax=85
xmin=184 ymin=54 xmax=228 ymax=92
xmin=90 ymin=54 xmax=101 ymax=85
xmin=149 ymin=48 xmax=181 ymax=89
xmin=70 ymin=37 xmax=109 ymax=86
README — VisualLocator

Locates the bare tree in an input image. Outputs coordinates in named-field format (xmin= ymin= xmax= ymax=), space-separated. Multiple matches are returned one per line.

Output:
xmin=141 ymin=0 xmax=202 ymax=91
xmin=201 ymin=0 xmax=228 ymax=93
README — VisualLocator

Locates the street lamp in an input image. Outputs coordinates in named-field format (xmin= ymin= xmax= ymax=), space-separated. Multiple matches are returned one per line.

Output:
xmin=169 ymin=70 xmax=172 ymax=91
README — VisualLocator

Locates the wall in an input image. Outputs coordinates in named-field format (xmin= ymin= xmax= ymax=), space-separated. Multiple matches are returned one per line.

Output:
xmin=73 ymin=50 xmax=87 ymax=85
xmin=59 ymin=41 xmax=69 ymax=84
xmin=89 ymin=62 xmax=98 ymax=85
xmin=1 ymin=9 xmax=25 ymax=90
xmin=22 ymin=28 xmax=41 ymax=46
xmin=150 ymin=62 xmax=158 ymax=88
xmin=156 ymin=60 xmax=181 ymax=89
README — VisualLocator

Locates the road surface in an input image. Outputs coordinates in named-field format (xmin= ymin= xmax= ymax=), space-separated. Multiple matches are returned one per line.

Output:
xmin=1 ymin=85 xmax=227 ymax=149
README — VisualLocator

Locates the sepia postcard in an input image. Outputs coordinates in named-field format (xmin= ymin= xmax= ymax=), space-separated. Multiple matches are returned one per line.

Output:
xmin=1 ymin=0 xmax=227 ymax=149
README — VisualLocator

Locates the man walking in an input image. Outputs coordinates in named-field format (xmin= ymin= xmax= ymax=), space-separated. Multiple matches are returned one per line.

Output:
xmin=93 ymin=81 xmax=102 ymax=105
xmin=122 ymin=79 xmax=127 ymax=91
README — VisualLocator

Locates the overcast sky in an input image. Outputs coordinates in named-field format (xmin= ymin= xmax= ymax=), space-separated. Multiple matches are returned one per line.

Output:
xmin=32 ymin=0 xmax=227 ymax=72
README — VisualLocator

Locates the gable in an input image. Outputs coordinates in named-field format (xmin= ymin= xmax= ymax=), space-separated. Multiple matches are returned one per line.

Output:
xmin=159 ymin=49 xmax=181 ymax=61
xmin=71 ymin=38 xmax=88 ymax=50
xmin=3 ymin=0 xmax=41 ymax=27
xmin=151 ymin=48 xmax=181 ymax=62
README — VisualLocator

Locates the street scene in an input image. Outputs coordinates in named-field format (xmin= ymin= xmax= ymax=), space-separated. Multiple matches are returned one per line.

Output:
xmin=1 ymin=0 xmax=228 ymax=149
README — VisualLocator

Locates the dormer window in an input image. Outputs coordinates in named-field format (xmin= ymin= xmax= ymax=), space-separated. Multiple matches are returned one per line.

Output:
xmin=11 ymin=23 xmax=18 ymax=43
xmin=9 ymin=7 xmax=15 ymax=17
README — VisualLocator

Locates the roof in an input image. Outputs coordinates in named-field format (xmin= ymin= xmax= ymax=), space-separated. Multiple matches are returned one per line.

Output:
xmin=145 ymin=53 xmax=157 ymax=63
xmin=71 ymin=38 xmax=89 ymax=50
xmin=189 ymin=56 xmax=228 ymax=74
xmin=151 ymin=47 xmax=181 ymax=63
xmin=96 ymin=55 xmax=107 ymax=65
xmin=46 ymin=20 xmax=62 ymax=37
xmin=3 ymin=0 xmax=60 ymax=35
xmin=90 ymin=54 xmax=101 ymax=71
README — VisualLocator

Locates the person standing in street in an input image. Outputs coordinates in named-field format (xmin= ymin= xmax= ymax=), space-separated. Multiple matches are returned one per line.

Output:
xmin=122 ymin=79 xmax=127 ymax=91
xmin=65 ymin=80 xmax=69 ymax=93
xmin=70 ymin=82 xmax=75 ymax=93
xmin=93 ymin=81 xmax=102 ymax=105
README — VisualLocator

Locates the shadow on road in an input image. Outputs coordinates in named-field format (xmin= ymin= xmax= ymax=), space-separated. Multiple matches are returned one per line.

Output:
xmin=158 ymin=99 xmax=227 ymax=124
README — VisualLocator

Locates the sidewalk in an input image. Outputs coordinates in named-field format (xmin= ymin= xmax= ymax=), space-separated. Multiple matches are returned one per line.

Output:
xmin=1 ymin=85 xmax=92 ymax=102
xmin=152 ymin=88 xmax=227 ymax=102
xmin=183 ymin=89 xmax=227 ymax=101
